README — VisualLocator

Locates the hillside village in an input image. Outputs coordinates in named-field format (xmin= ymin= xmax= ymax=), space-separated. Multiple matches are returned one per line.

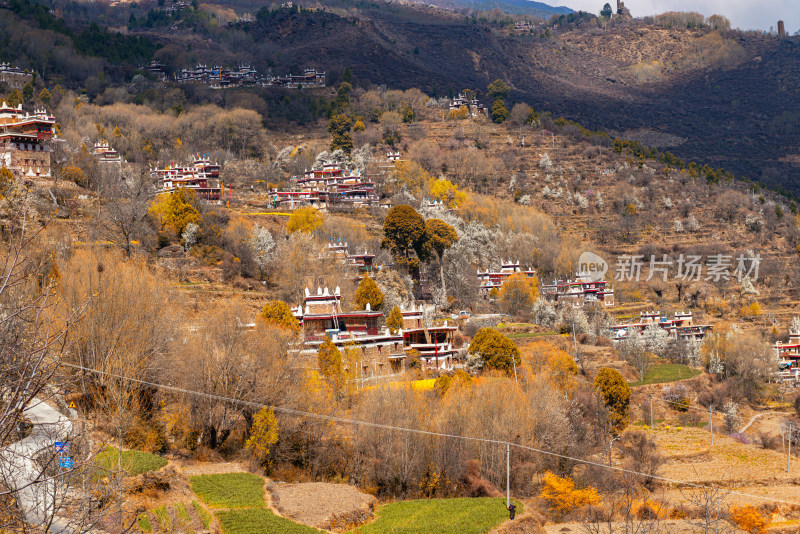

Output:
xmin=4 ymin=3 xmax=800 ymax=534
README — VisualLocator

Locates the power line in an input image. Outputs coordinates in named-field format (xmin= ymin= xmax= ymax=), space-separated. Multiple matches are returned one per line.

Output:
xmin=59 ymin=361 xmax=800 ymax=507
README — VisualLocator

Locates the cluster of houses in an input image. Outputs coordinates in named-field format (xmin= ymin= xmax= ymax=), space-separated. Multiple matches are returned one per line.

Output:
xmin=141 ymin=61 xmax=326 ymax=89
xmin=0 ymin=102 xmax=55 ymax=179
xmin=151 ymin=155 xmax=224 ymax=200
xmin=271 ymin=161 xmax=381 ymax=209
xmin=477 ymin=260 xmax=537 ymax=296
xmin=291 ymin=286 xmax=459 ymax=378
xmin=450 ymin=92 xmax=487 ymax=117
xmin=541 ymin=273 xmax=615 ymax=306
xmin=609 ymin=311 xmax=712 ymax=342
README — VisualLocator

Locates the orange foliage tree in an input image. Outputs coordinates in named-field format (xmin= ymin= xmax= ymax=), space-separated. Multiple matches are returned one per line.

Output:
xmin=259 ymin=300 xmax=299 ymax=332
xmin=540 ymin=471 xmax=600 ymax=519
xmin=499 ymin=272 xmax=539 ymax=316
xmin=286 ymin=206 xmax=324 ymax=234
xmin=729 ymin=505 xmax=769 ymax=534
xmin=521 ymin=340 xmax=578 ymax=393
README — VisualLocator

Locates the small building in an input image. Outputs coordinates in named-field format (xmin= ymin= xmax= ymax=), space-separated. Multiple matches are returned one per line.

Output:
xmin=422 ymin=198 xmax=449 ymax=212
xmin=93 ymin=140 xmax=123 ymax=165
xmin=266 ymin=69 xmax=326 ymax=89
xmin=0 ymin=63 xmax=33 ymax=89
xmin=348 ymin=250 xmax=377 ymax=280
xmin=449 ymin=92 xmax=487 ymax=117
xmin=141 ymin=61 xmax=167 ymax=81
xmin=477 ymin=259 xmax=536 ymax=296
xmin=291 ymin=289 xmax=458 ymax=376
xmin=0 ymin=103 xmax=55 ymax=178
xmin=774 ymin=327 xmax=800 ymax=363
xmin=175 ymin=64 xmax=261 ymax=88
xmin=292 ymin=287 xmax=406 ymax=377
xmin=400 ymin=304 xmax=458 ymax=369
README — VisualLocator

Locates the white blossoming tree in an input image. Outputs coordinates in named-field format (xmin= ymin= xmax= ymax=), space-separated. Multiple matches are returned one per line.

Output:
xmin=250 ymin=224 xmax=276 ymax=279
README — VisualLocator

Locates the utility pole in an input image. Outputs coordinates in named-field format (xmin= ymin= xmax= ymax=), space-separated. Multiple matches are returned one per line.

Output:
xmin=709 ymin=407 xmax=714 ymax=446
xmin=649 ymin=396 xmax=653 ymax=429
xmin=506 ymin=442 xmax=510 ymax=508
xmin=512 ymin=357 xmax=518 ymax=383
xmin=572 ymin=321 xmax=579 ymax=363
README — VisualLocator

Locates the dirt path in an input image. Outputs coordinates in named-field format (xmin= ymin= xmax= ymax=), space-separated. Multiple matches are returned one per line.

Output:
xmin=740 ymin=412 xmax=765 ymax=433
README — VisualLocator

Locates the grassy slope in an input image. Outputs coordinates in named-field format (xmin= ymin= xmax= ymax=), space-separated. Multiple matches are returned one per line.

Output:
xmin=95 ymin=447 xmax=167 ymax=476
xmin=351 ymin=497 xmax=523 ymax=534
xmin=630 ymin=364 xmax=702 ymax=386
xmin=189 ymin=473 xmax=266 ymax=509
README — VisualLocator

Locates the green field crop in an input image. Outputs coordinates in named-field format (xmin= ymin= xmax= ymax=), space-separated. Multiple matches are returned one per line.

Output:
xmin=630 ymin=364 xmax=702 ymax=386
xmin=351 ymin=497 xmax=522 ymax=534
xmin=95 ymin=447 xmax=167 ymax=476
xmin=216 ymin=508 xmax=322 ymax=534
xmin=189 ymin=473 xmax=266 ymax=509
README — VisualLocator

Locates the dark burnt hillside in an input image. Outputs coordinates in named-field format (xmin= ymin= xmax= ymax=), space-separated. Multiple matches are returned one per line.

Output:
xmin=246 ymin=9 xmax=800 ymax=193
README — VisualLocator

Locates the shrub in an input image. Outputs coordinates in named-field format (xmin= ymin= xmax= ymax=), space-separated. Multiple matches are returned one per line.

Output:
xmin=468 ymin=328 xmax=521 ymax=373
xmin=620 ymin=429 xmax=663 ymax=489
xmin=260 ymin=300 xmax=300 ymax=331
xmin=729 ymin=505 xmax=769 ymax=534
xmin=539 ymin=471 xmax=600 ymax=519
xmin=662 ymin=383 xmax=690 ymax=412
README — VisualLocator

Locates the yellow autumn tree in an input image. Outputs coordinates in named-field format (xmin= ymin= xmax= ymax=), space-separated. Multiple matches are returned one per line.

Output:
xmin=522 ymin=341 xmax=579 ymax=393
xmin=429 ymin=177 xmax=467 ymax=208
xmin=61 ymin=165 xmax=87 ymax=187
xmin=386 ymin=305 xmax=404 ymax=334
xmin=260 ymin=300 xmax=299 ymax=332
xmin=540 ymin=471 xmax=600 ymax=518
xmin=286 ymin=206 xmax=324 ymax=234
xmin=699 ymin=321 xmax=732 ymax=370
xmin=149 ymin=189 xmax=201 ymax=236
xmin=447 ymin=106 xmax=469 ymax=120
xmin=393 ymin=160 xmax=431 ymax=198
xmin=499 ymin=272 xmax=539 ymax=316
xmin=0 ymin=167 xmax=14 ymax=196
xmin=318 ymin=337 xmax=344 ymax=387
xmin=354 ymin=276 xmax=384 ymax=310
xmin=245 ymin=407 xmax=279 ymax=462
xmin=729 ymin=505 xmax=769 ymax=534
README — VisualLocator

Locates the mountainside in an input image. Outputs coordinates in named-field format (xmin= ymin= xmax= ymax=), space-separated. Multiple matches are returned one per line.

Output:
xmin=420 ymin=0 xmax=572 ymax=17
xmin=4 ymin=0 xmax=799 ymax=193
xmin=237 ymin=10 xmax=800 ymax=193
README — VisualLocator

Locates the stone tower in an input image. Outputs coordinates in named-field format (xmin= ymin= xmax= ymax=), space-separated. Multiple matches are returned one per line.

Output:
xmin=778 ymin=20 xmax=786 ymax=37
